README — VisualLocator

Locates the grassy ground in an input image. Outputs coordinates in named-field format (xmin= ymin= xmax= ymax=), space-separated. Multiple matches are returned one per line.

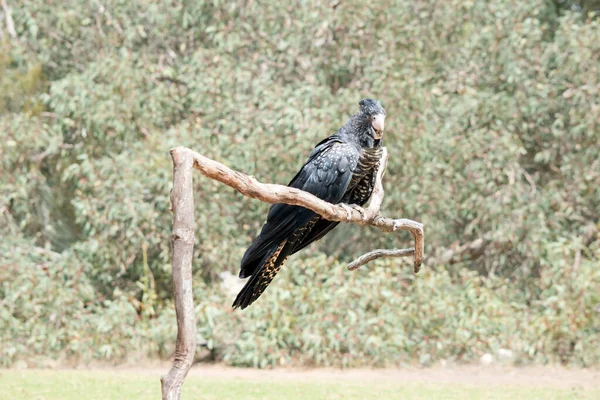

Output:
xmin=1 ymin=367 xmax=598 ymax=400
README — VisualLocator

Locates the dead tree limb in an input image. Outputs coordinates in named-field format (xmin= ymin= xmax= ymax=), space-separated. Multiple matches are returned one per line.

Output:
xmin=180 ymin=146 xmax=424 ymax=271
xmin=1 ymin=0 xmax=17 ymax=39
xmin=347 ymin=248 xmax=415 ymax=271
xmin=163 ymin=145 xmax=424 ymax=399
xmin=161 ymin=150 xmax=197 ymax=400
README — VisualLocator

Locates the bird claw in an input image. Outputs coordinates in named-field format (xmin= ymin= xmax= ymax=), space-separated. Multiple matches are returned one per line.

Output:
xmin=339 ymin=203 xmax=367 ymax=223
xmin=339 ymin=203 xmax=353 ymax=222
xmin=352 ymin=204 xmax=371 ymax=223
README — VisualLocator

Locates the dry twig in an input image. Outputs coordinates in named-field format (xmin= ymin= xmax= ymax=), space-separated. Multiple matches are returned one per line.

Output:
xmin=1 ymin=0 xmax=17 ymax=39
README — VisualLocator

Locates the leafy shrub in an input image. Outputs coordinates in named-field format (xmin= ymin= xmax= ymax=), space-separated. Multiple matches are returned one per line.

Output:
xmin=0 ymin=235 xmax=176 ymax=366
xmin=4 ymin=239 xmax=597 ymax=368
xmin=197 ymin=241 xmax=599 ymax=368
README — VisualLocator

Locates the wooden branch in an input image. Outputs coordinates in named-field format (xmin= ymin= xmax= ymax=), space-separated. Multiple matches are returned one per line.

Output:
xmin=369 ymin=218 xmax=424 ymax=273
xmin=161 ymin=150 xmax=197 ymax=400
xmin=177 ymin=146 xmax=424 ymax=271
xmin=1 ymin=0 xmax=17 ymax=39
xmin=347 ymin=248 xmax=415 ymax=271
xmin=162 ymin=145 xmax=424 ymax=399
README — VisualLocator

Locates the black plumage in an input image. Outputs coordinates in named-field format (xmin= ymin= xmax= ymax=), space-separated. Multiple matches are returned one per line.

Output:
xmin=232 ymin=99 xmax=387 ymax=309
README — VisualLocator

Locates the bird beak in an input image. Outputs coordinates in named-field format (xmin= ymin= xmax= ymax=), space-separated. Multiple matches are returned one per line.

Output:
xmin=371 ymin=114 xmax=385 ymax=139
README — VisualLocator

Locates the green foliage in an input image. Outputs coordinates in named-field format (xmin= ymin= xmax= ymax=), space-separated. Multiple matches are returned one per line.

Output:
xmin=3 ymin=241 xmax=597 ymax=368
xmin=0 ymin=0 xmax=598 ymax=367
xmin=198 ymin=244 xmax=599 ymax=368
xmin=0 ymin=235 xmax=175 ymax=366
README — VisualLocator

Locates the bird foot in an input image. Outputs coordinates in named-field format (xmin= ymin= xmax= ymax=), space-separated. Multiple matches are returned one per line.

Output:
xmin=339 ymin=203 xmax=367 ymax=223
xmin=339 ymin=203 xmax=353 ymax=222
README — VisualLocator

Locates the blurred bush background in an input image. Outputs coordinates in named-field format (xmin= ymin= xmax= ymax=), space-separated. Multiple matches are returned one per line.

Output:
xmin=1 ymin=0 xmax=598 ymax=368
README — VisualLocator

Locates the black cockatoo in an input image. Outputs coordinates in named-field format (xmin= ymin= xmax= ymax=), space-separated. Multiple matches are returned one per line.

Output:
xmin=233 ymin=99 xmax=386 ymax=309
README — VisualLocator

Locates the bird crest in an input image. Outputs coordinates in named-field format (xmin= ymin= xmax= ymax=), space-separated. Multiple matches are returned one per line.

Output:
xmin=359 ymin=98 xmax=386 ymax=116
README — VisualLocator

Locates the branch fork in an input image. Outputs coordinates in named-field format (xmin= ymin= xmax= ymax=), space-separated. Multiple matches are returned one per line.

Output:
xmin=162 ymin=145 xmax=424 ymax=399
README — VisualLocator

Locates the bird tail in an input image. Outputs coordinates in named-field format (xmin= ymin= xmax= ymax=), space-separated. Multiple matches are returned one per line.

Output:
xmin=232 ymin=240 xmax=290 ymax=310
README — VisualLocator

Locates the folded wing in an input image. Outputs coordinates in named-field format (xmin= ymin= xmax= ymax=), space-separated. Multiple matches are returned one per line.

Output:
xmin=233 ymin=136 xmax=360 ymax=308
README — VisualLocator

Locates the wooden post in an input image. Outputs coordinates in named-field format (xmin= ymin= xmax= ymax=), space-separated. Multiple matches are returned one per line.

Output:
xmin=160 ymin=148 xmax=197 ymax=400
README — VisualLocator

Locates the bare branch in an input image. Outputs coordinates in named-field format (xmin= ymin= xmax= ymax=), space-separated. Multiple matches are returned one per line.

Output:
xmin=174 ymin=146 xmax=424 ymax=271
xmin=154 ymin=75 xmax=189 ymax=87
xmin=1 ymin=0 xmax=17 ymax=39
xmin=347 ymin=248 xmax=415 ymax=271
xmin=161 ymin=149 xmax=197 ymax=400
xmin=370 ymin=218 xmax=424 ymax=273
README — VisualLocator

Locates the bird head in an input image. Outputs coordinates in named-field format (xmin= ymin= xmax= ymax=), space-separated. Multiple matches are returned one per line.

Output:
xmin=358 ymin=98 xmax=386 ymax=141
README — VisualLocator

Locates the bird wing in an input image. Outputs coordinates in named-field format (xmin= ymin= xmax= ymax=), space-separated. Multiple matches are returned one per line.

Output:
xmin=289 ymin=155 xmax=381 ymax=255
xmin=239 ymin=136 xmax=359 ymax=278
xmin=289 ymin=218 xmax=340 ymax=254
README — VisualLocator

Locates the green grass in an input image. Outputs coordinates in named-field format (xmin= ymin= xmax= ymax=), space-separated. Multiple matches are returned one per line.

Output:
xmin=0 ymin=369 xmax=598 ymax=400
